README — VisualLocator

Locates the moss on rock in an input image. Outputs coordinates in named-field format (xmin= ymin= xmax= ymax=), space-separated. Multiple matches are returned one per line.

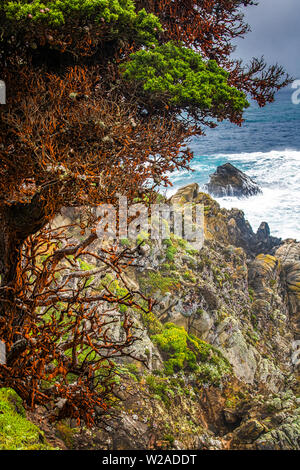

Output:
xmin=151 ymin=323 xmax=231 ymax=383
xmin=0 ymin=388 xmax=54 ymax=450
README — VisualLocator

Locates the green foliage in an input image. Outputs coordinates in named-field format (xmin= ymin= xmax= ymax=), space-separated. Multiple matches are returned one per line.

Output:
xmin=133 ymin=8 xmax=163 ymax=45
xmin=146 ymin=375 xmax=176 ymax=406
xmin=165 ymin=245 xmax=177 ymax=262
xmin=177 ymin=238 xmax=188 ymax=249
xmin=151 ymin=323 xmax=231 ymax=383
xmin=139 ymin=308 xmax=163 ymax=335
xmin=112 ymin=362 xmax=140 ymax=382
xmin=3 ymin=0 xmax=131 ymax=26
xmin=146 ymin=373 xmax=199 ymax=410
xmin=95 ymin=274 xmax=130 ymax=312
xmin=182 ymin=270 xmax=196 ymax=283
xmin=122 ymin=362 xmax=140 ymax=379
xmin=121 ymin=42 xmax=249 ymax=113
xmin=114 ymin=284 xmax=130 ymax=312
xmin=120 ymin=237 xmax=130 ymax=247
xmin=0 ymin=388 xmax=53 ymax=450
xmin=2 ymin=0 xmax=161 ymax=45
xmin=78 ymin=258 xmax=95 ymax=271
xmin=248 ymin=288 xmax=255 ymax=302
xmin=139 ymin=271 xmax=179 ymax=295
xmin=136 ymin=229 xmax=151 ymax=245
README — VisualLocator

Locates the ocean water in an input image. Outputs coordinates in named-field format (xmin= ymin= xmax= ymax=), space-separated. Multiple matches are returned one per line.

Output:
xmin=167 ymin=87 xmax=300 ymax=240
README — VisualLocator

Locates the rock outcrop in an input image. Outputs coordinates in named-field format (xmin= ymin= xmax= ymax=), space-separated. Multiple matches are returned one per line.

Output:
xmin=169 ymin=182 xmax=200 ymax=204
xmin=13 ymin=184 xmax=300 ymax=451
xmin=172 ymin=186 xmax=281 ymax=257
xmin=205 ymin=163 xmax=262 ymax=198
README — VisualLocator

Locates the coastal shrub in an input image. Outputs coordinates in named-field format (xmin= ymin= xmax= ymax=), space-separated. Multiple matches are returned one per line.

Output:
xmin=139 ymin=309 xmax=163 ymax=335
xmin=146 ymin=374 xmax=188 ymax=406
xmin=151 ymin=323 xmax=231 ymax=383
xmin=139 ymin=271 xmax=179 ymax=295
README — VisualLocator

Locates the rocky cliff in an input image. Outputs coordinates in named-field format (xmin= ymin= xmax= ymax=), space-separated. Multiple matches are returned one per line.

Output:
xmin=2 ymin=185 xmax=300 ymax=451
xmin=61 ymin=184 xmax=300 ymax=451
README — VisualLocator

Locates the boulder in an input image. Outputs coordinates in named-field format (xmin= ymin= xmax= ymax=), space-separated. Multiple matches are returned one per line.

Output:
xmin=233 ymin=419 xmax=265 ymax=442
xmin=205 ymin=163 xmax=262 ymax=198
xmin=169 ymin=183 xmax=199 ymax=204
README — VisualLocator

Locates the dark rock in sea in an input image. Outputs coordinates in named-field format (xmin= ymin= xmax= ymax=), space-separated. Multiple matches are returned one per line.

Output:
xmin=206 ymin=163 xmax=262 ymax=198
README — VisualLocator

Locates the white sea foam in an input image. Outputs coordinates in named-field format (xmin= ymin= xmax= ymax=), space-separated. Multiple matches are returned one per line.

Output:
xmin=214 ymin=150 xmax=300 ymax=240
xmin=166 ymin=149 xmax=300 ymax=241
xmin=216 ymin=149 xmax=300 ymax=162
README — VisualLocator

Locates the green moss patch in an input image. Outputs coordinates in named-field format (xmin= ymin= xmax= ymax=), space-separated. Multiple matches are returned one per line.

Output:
xmin=151 ymin=323 xmax=231 ymax=384
xmin=0 ymin=388 xmax=53 ymax=450
xmin=139 ymin=271 xmax=180 ymax=296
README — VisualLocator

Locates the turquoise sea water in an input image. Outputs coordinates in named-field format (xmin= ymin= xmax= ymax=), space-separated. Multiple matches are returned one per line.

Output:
xmin=168 ymin=87 xmax=300 ymax=240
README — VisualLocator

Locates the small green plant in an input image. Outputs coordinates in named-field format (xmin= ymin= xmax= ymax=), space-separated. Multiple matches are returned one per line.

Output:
xmin=145 ymin=374 xmax=188 ymax=406
xmin=196 ymin=308 xmax=204 ymax=317
xmin=138 ymin=308 xmax=163 ymax=335
xmin=164 ymin=434 xmax=175 ymax=446
xmin=183 ymin=270 xmax=196 ymax=283
xmin=115 ymin=363 xmax=140 ymax=382
xmin=146 ymin=375 xmax=173 ymax=405
xmin=139 ymin=271 xmax=179 ymax=295
xmin=78 ymin=258 xmax=95 ymax=271
xmin=151 ymin=323 xmax=231 ymax=383
xmin=120 ymin=238 xmax=130 ymax=247
xmin=248 ymin=288 xmax=255 ymax=302
xmin=166 ymin=245 xmax=177 ymax=262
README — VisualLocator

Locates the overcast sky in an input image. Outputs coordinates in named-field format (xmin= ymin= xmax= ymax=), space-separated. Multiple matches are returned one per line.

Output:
xmin=233 ymin=0 xmax=300 ymax=79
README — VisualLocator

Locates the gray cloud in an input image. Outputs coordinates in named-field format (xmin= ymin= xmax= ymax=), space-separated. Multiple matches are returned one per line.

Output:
xmin=232 ymin=0 xmax=300 ymax=78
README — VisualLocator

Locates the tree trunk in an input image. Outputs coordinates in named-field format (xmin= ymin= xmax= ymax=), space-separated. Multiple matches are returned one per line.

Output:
xmin=0 ymin=193 xmax=48 ymax=285
xmin=0 ymin=193 xmax=49 ymax=357
xmin=0 ymin=219 xmax=23 ymax=288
